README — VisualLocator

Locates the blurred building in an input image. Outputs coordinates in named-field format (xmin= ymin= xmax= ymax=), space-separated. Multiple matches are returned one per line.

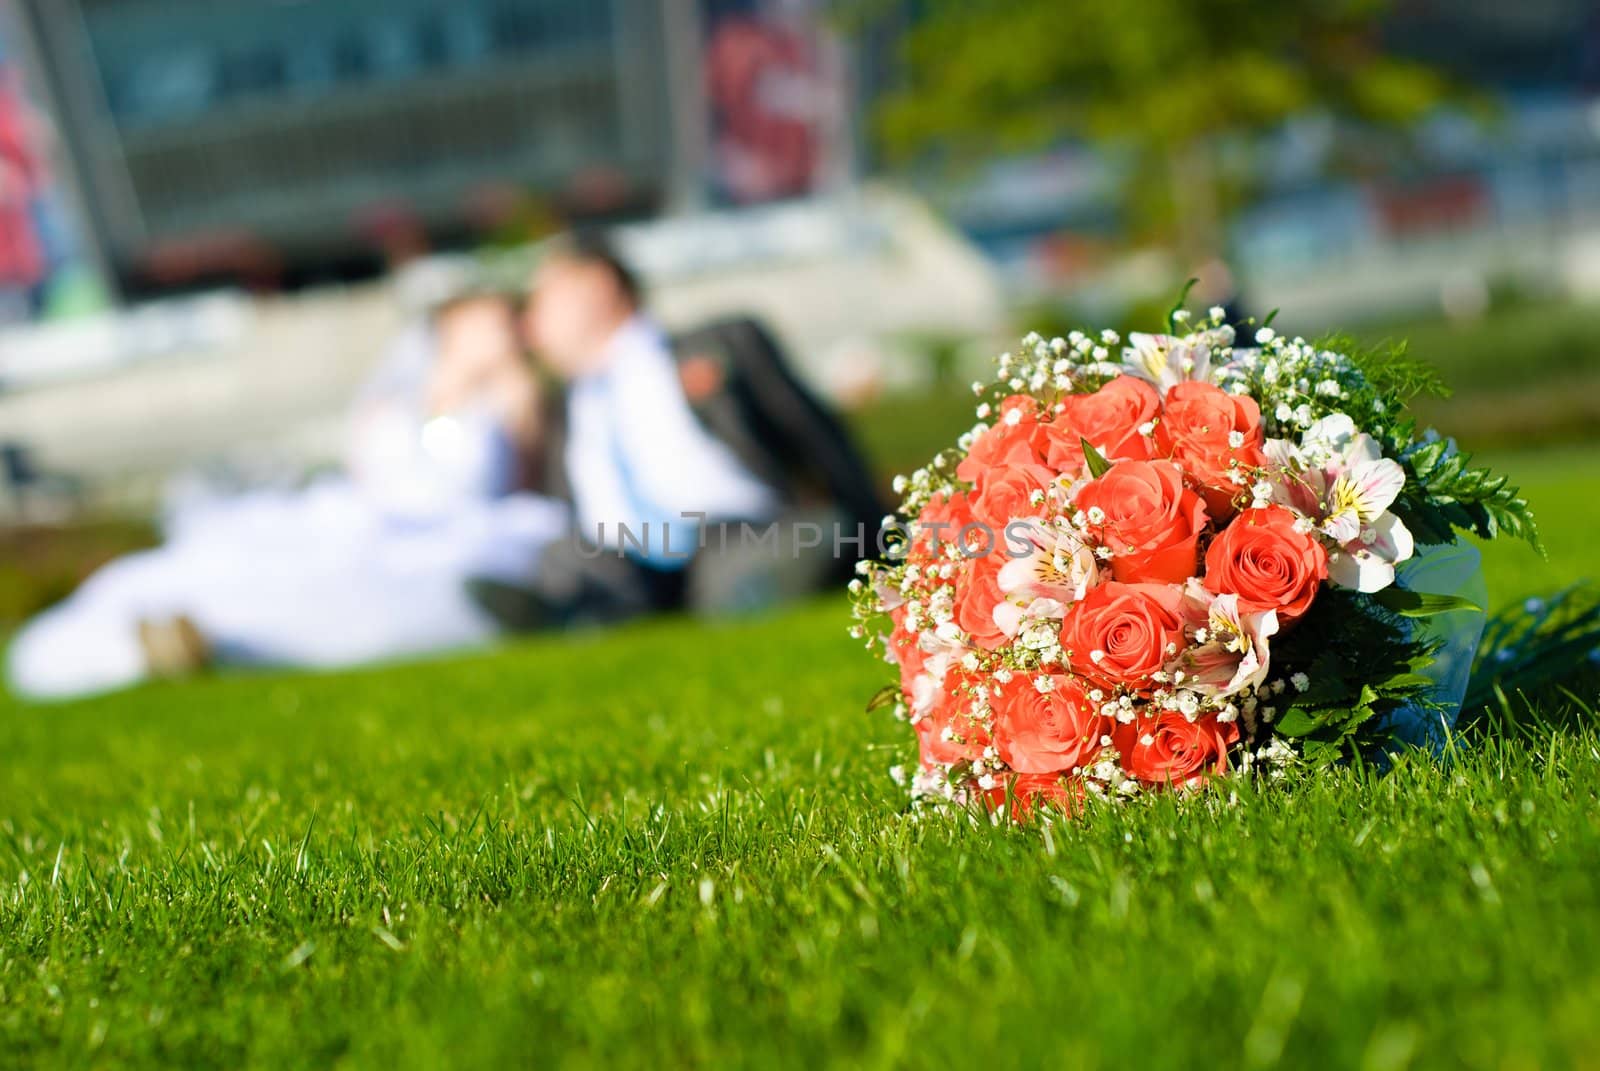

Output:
xmin=5 ymin=0 xmax=854 ymax=301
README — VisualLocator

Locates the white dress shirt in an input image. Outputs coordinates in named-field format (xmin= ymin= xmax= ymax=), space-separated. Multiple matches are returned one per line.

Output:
xmin=564 ymin=315 xmax=777 ymax=564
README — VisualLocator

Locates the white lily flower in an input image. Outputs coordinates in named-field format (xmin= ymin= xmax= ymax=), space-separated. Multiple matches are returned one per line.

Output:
xmin=916 ymin=624 xmax=968 ymax=686
xmin=1318 ymin=452 xmax=1406 ymax=546
xmin=1299 ymin=413 xmax=1359 ymax=462
xmin=991 ymin=520 xmax=1098 ymax=638
xmin=1174 ymin=584 xmax=1279 ymax=698
xmin=1264 ymin=417 xmax=1416 ymax=593
xmin=1327 ymin=511 xmax=1415 ymax=593
xmin=1121 ymin=332 xmax=1211 ymax=392
xmin=997 ymin=520 xmax=1100 ymax=604
xmin=910 ymin=671 xmax=943 ymax=717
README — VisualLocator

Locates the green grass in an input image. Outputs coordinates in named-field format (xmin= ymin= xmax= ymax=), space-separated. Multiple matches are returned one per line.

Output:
xmin=1 ymin=448 xmax=1596 ymax=1070
xmin=1350 ymin=300 xmax=1600 ymax=449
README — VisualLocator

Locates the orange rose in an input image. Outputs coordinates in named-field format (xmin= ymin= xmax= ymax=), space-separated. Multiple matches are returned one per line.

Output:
xmin=953 ymin=549 xmax=1010 ymax=651
xmin=982 ymin=771 xmax=1085 ymax=820
xmin=1113 ymin=712 xmax=1239 ymax=786
xmin=1044 ymin=376 xmax=1160 ymax=475
xmin=1075 ymin=459 xmax=1209 ymax=585
xmin=1155 ymin=381 xmax=1265 ymax=517
xmin=1204 ymin=505 xmax=1328 ymax=624
xmin=990 ymin=673 xmax=1111 ymax=774
xmin=957 ymin=395 xmax=1050 ymax=489
xmin=916 ymin=676 xmax=989 ymax=767
xmin=969 ymin=459 xmax=1055 ymax=531
xmin=910 ymin=491 xmax=976 ymax=561
xmin=1060 ymin=581 xmax=1185 ymax=689
xmin=888 ymin=605 xmax=928 ymax=695
xmin=889 ymin=605 xmax=934 ymax=704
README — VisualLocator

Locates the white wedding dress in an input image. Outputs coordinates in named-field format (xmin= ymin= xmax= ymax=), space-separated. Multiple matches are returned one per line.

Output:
xmin=5 ymin=393 xmax=569 ymax=701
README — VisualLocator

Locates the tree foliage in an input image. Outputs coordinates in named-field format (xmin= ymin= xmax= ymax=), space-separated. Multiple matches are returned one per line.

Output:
xmin=868 ymin=0 xmax=1457 ymax=255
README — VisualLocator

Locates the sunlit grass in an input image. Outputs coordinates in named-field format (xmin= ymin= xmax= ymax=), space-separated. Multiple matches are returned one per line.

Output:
xmin=0 ymin=446 xmax=1594 ymax=1069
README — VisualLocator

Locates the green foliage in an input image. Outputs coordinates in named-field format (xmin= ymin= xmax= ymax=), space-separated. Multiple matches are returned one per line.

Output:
xmin=1166 ymin=279 xmax=1200 ymax=332
xmin=1464 ymin=584 xmax=1600 ymax=721
xmin=1080 ymin=438 xmax=1112 ymax=478
xmin=1324 ymin=333 xmax=1542 ymax=553
xmin=876 ymin=0 xmax=1448 ymax=155
xmin=1332 ymin=334 xmax=1450 ymax=407
xmin=869 ymin=0 xmax=1458 ymax=251
xmin=1398 ymin=437 xmax=1541 ymax=552
xmin=1265 ymin=592 xmax=1439 ymax=763
xmin=1371 ymin=589 xmax=1483 ymax=618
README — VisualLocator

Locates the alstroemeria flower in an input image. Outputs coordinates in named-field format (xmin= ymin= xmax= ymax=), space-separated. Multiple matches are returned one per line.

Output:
xmin=1264 ymin=414 xmax=1414 ymax=593
xmin=1121 ymin=332 xmax=1211 ymax=392
xmin=909 ymin=621 xmax=969 ymax=716
xmin=1173 ymin=583 xmax=1279 ymax=698
xmin=1298 ymin=416 xmax=1402 ymax=537
xmin=992 ymin=520 xmax=1100 ymax=637
xmin=999 ymin=599 xmax=1069 ymax=649
xmin=1327 ymin=511 xmax=1415 ymax=594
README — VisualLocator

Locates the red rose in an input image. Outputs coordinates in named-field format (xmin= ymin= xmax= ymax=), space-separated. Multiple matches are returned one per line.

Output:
xmin=916 ymin=676 xmax=989 ymax=767
xmin=1044 ymin=376 xmax=1160 ymax=475
xmin=1204 ymin=505 xmax=1328 ymax=624
xmin=1060 ymin=581 xmax=1185 ymax=689
xmin=953 ymin=549 xmax=1010 ymax=651
xmin=1074 ymin=459 xmax=1208 ymax=585
xmin=1155 ymin=381 xmax=1265 ymax=517
xmin=982 ymin=771 xmax=1085 ymax=820
xmin=957 ymin=395 xmax=1050 ymax=489
xmin=1113 ymin=712 xmax=1239 ymax=786
xmin=990 ymin=673 xmax=1111 ymax=774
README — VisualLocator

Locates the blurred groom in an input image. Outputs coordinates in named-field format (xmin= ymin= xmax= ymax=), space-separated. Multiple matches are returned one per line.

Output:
xmin=475 ymin=235 xmax=781 ymax=626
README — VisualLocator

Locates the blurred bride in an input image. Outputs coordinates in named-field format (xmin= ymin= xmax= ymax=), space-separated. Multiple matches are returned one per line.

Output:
xmin=6 ymin=292 xmax=569 ymax=700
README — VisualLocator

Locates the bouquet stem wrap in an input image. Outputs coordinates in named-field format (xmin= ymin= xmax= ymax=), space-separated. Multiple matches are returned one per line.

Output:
xmin=1385 ymin=541 xmax=1488 ymax=751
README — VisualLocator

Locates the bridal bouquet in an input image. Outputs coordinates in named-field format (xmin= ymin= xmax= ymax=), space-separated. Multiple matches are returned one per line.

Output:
xmin=850 ymin=305 xmax=1538 ymax=817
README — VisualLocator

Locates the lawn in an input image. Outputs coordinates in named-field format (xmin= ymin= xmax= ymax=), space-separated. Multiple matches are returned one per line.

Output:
xmin=0 ymin=443 xmax=1596 ymax=1070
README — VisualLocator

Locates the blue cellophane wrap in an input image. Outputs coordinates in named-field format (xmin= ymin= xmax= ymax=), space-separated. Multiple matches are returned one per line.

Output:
xmin=1380 ymin=541 xmax=1488 ymax=752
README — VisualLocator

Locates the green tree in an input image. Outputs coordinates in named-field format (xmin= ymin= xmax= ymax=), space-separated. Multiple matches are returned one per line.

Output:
xmin=871 ymin=0 xmax=1454 ymax=270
